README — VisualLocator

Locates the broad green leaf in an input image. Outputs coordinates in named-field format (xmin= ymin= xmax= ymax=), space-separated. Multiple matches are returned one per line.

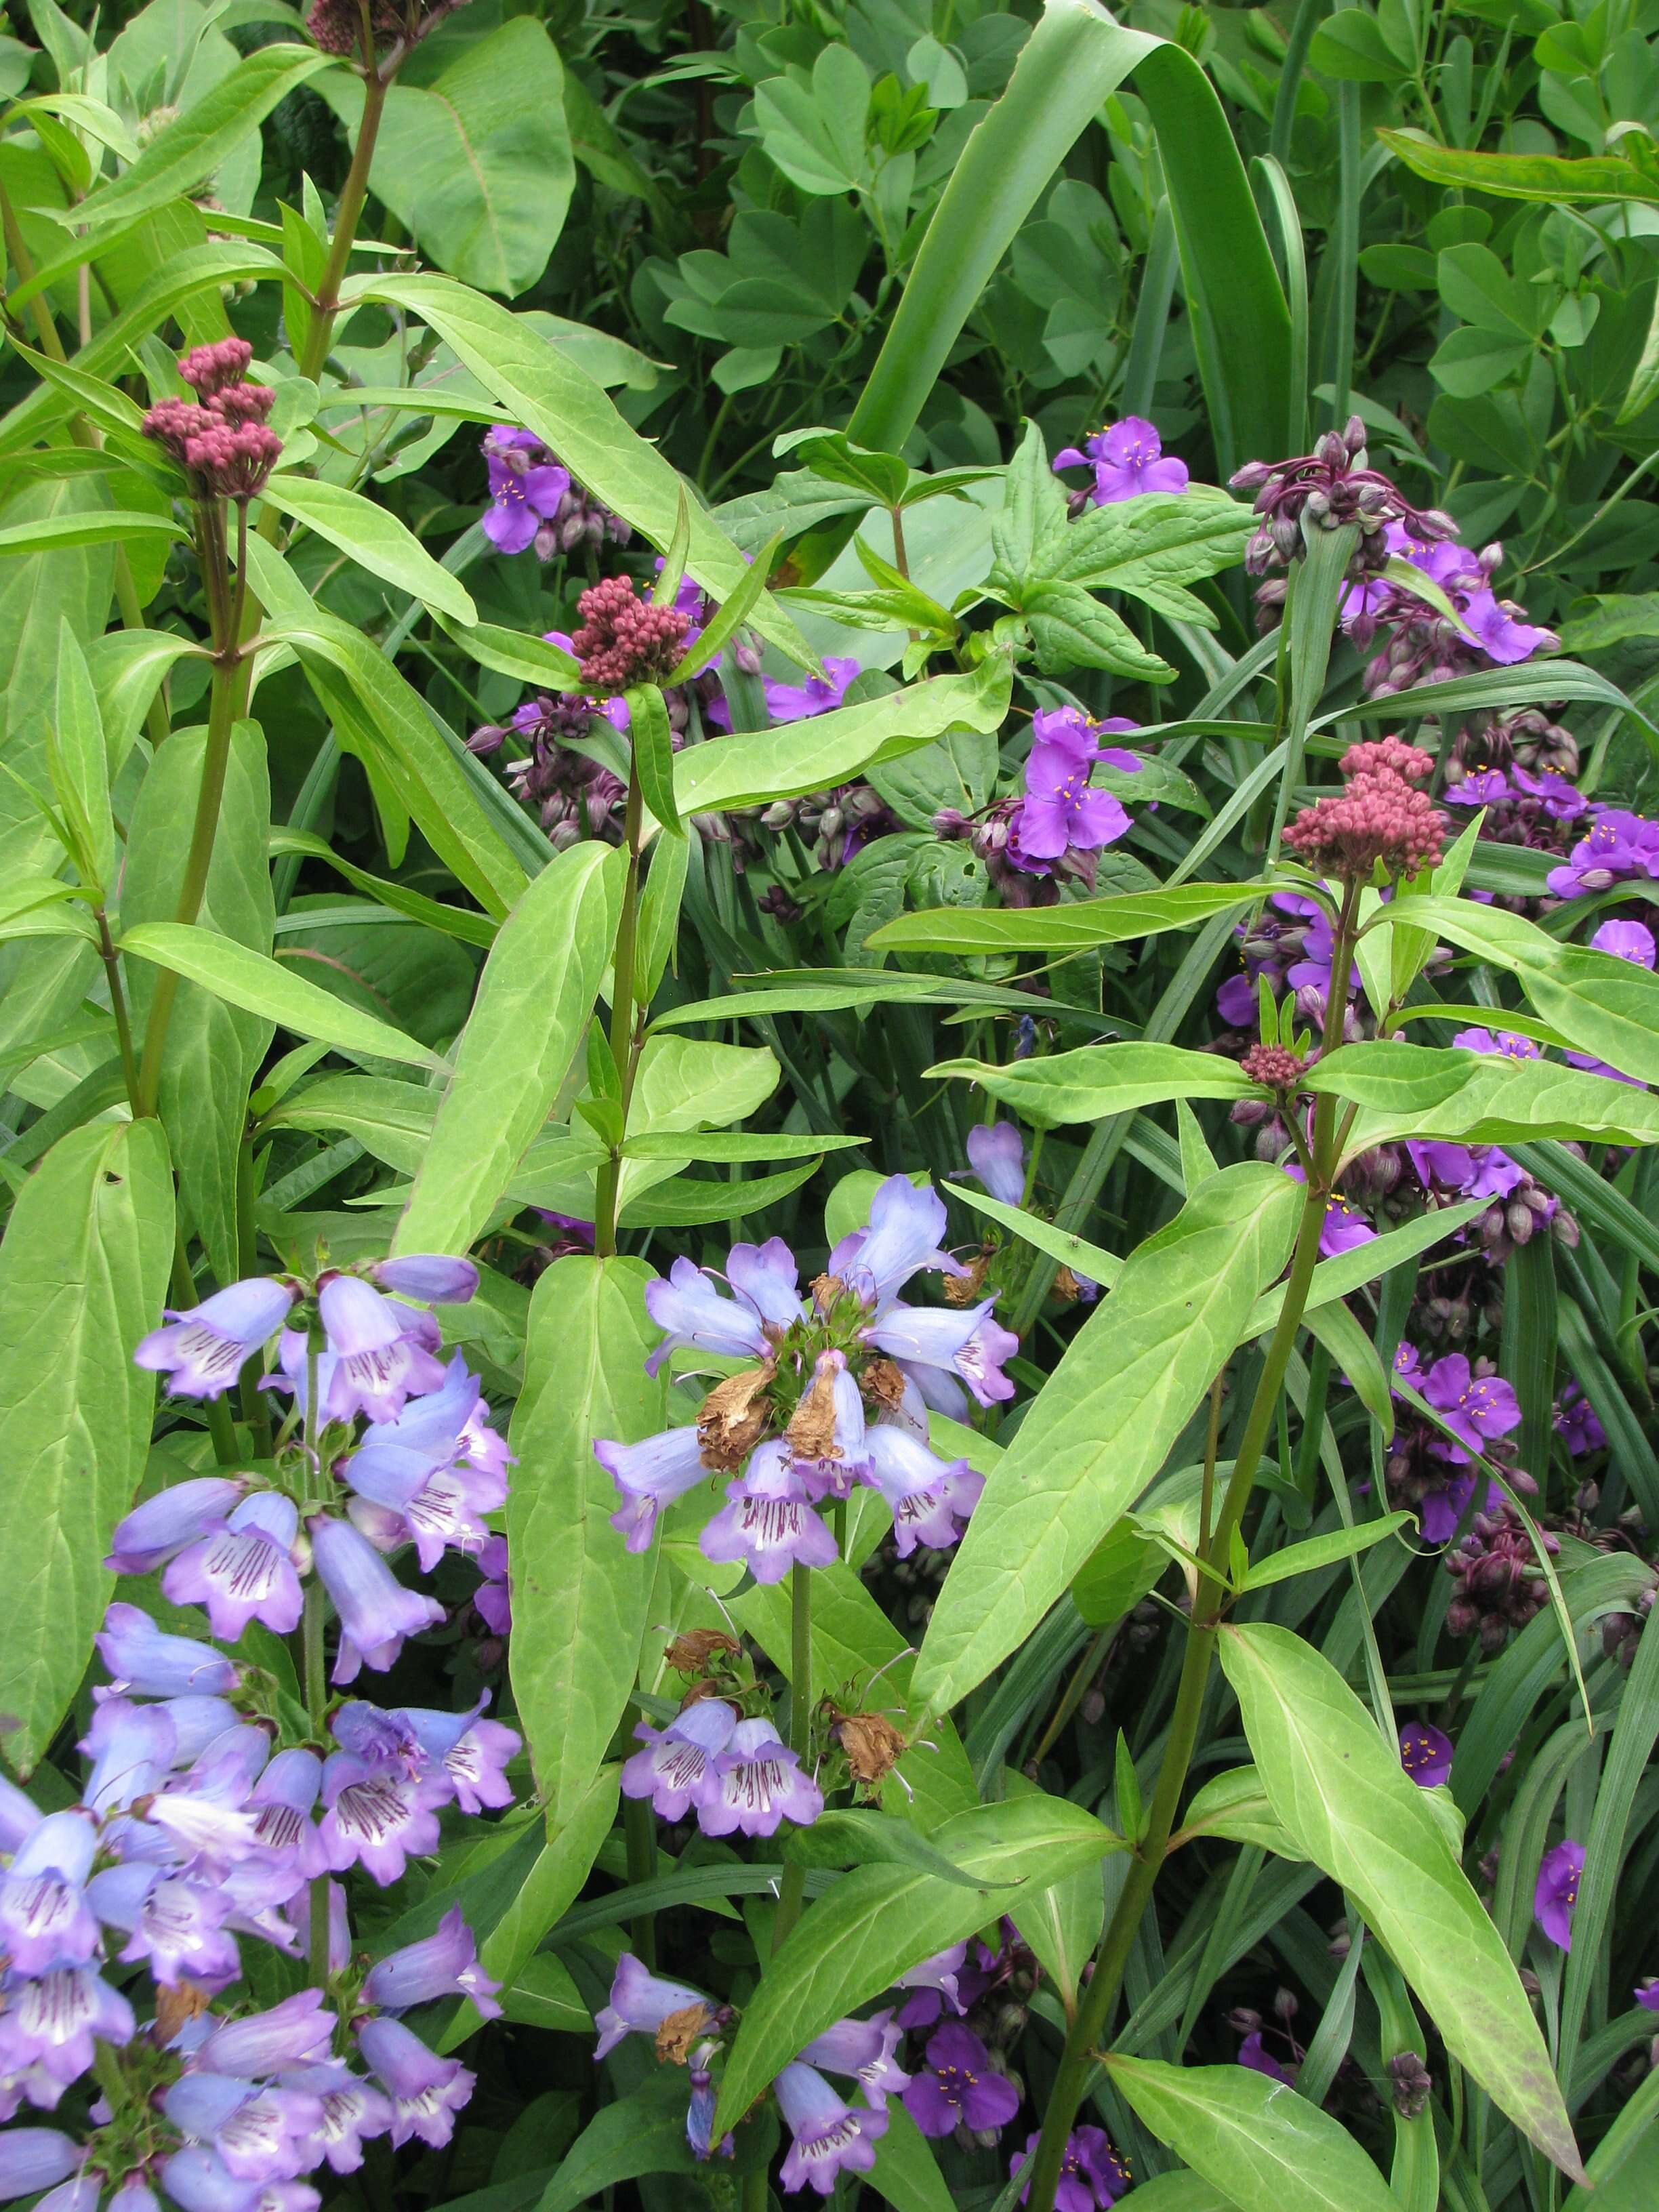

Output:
xmin=437 ymin=1765 xmax=619 ymax=2052
xmin=500 ymin=1952 xmax=590 ymax=2034
xmin=928 ymin=1043 xmax=1258 ymax=1128
xmin=393 ymin=844 xmax=623 ymax=1256
xmin=119 ymin=921 xmax=443 ymax=1071
xmin=869 ymin=2104 xmax=957 ymax=2212
xmin=625 ymin=1034 xmax=779 ymax=1140
xmin=1173 ymin=1766 xmax=1302 ymax=1859
xmin=260 ymin=474 xmax=478 ymax=623
xmin=869 ymin=880 xmax=1268 ymax=954
xmin=70 ymin=45 xmax=336 ymax=228
xmin=914 ymin=1164 xmax=1303 ymax=1711
xmin=87 ymin=629 xmax=201 ymax=769
xmin=624 ymin=683 xmax=678 ymax=834
xmin=122 ymin=723 xmax=274 ymax=1283
xmin=712 ymin=1794 xmax=1121 ymax=2135
xmin=1001 ymin=1768 xmax=1104 ymax=2005
xmin=0 ymin=1120 xmax=173 ymax=1773
xmin=1561 ymin=2063 xmax=1659 ymax=2212
xmin=0 ymin=510 xmax=183 ymax=556
xmin=943 ymin=1181 xmax=1122 ymax=1291
xmin=1240 ymin=1514 xmax=1412 ymax=1591
xmin=1104 ymin=2055 xmax=1399 ymax=2212
xmin=346 ymin=272 xmax=813 ymax=666
xmin=537 ymin=2071 xmax=710 ymax=2210
xmin=507 ymin=1255 xmax=665 ymax=1823
xmin=617 ymin=1161 xmax=826 ymax=1225
xmin=1122 ymin=2179 xmax=1240 ymax=2212
xmin=783 ymin=1808 xmax=1017 ymax=1889
xmin=1218 ymin=1621 xmax=1584 ymax=2180
xmin=1309 ymin=1040 xmax=1659 ymax=1151
xmin=48 ymin=622 xmax=114 ymax=894
xmin=433 ymin=615 xmax=581 ymax=689
xmin=1044 ymin=489 xmax=1253 ymax=594
xmin=674 ymin=657 xmax=1011 ymax=814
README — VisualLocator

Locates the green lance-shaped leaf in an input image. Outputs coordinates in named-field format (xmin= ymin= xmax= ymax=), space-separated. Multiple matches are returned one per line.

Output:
xmin=392 ymin=842 xmax=623 ymax=1258
xmin=928 ymin=1042 xmax=1258 ymax=1128
xmin=674 ymin=656 xmax=1011 ymax=815
xmin=1562 ymin=2063 xmax=1659 ymax=2212
xmin=345 ymin=272 xmax=813 ymax=668
xmin=1103 ymin=2055 xmax=1399 ymax=2212
xmin=259 ymin=475 xmax=478 ymax=626
xmin=432 ymin=615 xmax=582 ymax=690
xmin=1376 ymin=127 xmax=1651 ymax=204
xmin=869 ymin=880 xmax=1269 ymax=956
xmin=506 ymin=1255 xmax=665 ymax=1822
xmin=118 ymin=922 xmax=444 ymax=1071
xmin=68 ymin=46 xmax=337 ymax=230
xmin=0 ymin=1120 xmax=174 ymax=1773
xmin=1218 ymin=1620 xmax=1584 ymax=2182
xmin=912 ymin=1162 xmax=1303 ymax=1713
xmin=1308 ymin=1040 xmax=1659 ymax=1153
xmin=0 ymin=511 xmax=185 ymax=557
xmin=48 ymin=622 xmax=115 ymax=895
xmin=625 ymin=684 xmax=680 ymax=834
xmin=712 ymin=1794 xmax=1122 ymax=2136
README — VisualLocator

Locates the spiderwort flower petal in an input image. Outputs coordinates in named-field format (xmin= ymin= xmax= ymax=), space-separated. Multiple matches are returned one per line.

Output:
xmin=776 ymin=2062 xmax=888 ymax=2194
xmin=903 ymin=2022 xmax=1019 ymax=2137
xmin=1398 ymin=1722 xmax=1454 ymax=1788
xmin=1535 ymin=1839 xmax=1584 ymax=1951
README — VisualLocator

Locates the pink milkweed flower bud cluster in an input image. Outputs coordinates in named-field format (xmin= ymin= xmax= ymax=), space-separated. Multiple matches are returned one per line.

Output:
xmin=141 ymin=342 xmax=281 ymax=503
xmin=1283 ymin=735 xmax=1447 ymax=884
xmin=570 ymin=575 xmax=691 ymax=695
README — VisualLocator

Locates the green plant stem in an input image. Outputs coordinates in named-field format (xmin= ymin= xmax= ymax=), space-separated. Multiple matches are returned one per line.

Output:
xmin=769 ymin=1564 xmax=813 ymax=1956
xmin=237 ymin=1139 xmax=275 ymax=1456
xmin=97 ymin=909 xmax=142 ymax=1111
xmin=622 ymin=1797 xmax=659 ymax=1971
xmin=594 ymin=765 xmax=647 ymax=1257
xmin=299 ymin=65 xmax=390 ymax=385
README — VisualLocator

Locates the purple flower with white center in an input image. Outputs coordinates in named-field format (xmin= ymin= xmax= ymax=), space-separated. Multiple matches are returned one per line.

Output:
xmin=775 ymin=2061 xmax=888 ymax=2194
xmin=903 ymin=2022 xmax=1020 ymax=2138
xmin=0 ymin=2131 xmax=80 ymax=2201
xmin=1238 ymin=2030 xmax=1297 ymax=2085
xmin=1555 ymin=1385 xmax=1606 ymax=1458
xmin=196 ymin=1992 xmax=335 ymax=2078
xmin=85 ymin=1863 xmax=240 ymax=1988
xmin=964 ymin=1122 xmax=1027 ymax=1208
xmin=105 ymin=1479 xmax=249 ymax=1576
xmin=246 ymin=1750 xmax=326 ymax=1876
xmin=0 ymin=1813 xmax=99 ymax=1975
xmin=316 ymin=1276 xmax=447 ymax=1425
xmin=144 ymin=1725 xmax=268 ymax=1864
xmin=622 ymin=1698 xmax=738 ymax=1821
xmin=340 ymin=1356 xmax=509 ymax=1553
xmin=362 ymin=1907 xmax=501 ymax=2020
xmin=593 ymin=1953 xmax=718 ymax=2060
xmin=1052 ymin=417 xmax=1189 ymax=504
xmin=827 ymin=1176 xmax=966 ymax=1305
xmin=316 ymin=1753 xmax=446 ymax=1885
xmin=892 ymin=1944 xmax=967 ymax=2029
xmin=96 ymin=1603 xmax=241 ymax=1699
xmin=308 ymin=1515 xmax=446 ymax=1682
xmin=164 ymin=1493 xmax=304 ymax=1642
xmin=278 ymin=2066 xmax=393 ymax=2175
xmin=698 ymin=1715 xmax=823 ymax=1838
xmin=164 ymin=2074 xmax=324 ymax=2184
xmin=135 ymin=1279 xmax=298 ymax=1400
xmin=864 ymin=1427 xmax=983 ymax=1557
xmin=700 ymin=1442 xmax=839 ymax=1585
xmin=80 ymin=1697 xmax=177 ymax=1816
xmin=798 ymin=2011 xmax=909 ymax=2110
xmin=1535 ymin=1839 xmax=1584 ymax=1951
xmin=642 ymin=1257 xmax=771 ymax=1378
xmin=1398 ymin=1721 xmax=1454 ymax=1787
xmin=864 ymin=1296 xmax=1018 ymax=1410
xmin=159 ymin=2148 xmax=259 ymax=2212
xmin=481 ymin=427 xmax=571 ymax=556
xmin=1457 ymin=589 xmax=1554 ymax=666
xmin=1419 ymin=1354 xmax=1520 ymax=1464
xmin=764 ymin=657 xmax=861 ymax=724
xmin=1010 ymin=2127 xmax=1130 ymax=2211
xmin=0 ymin=1967 xmax=135 ymax=2090
xmin=354 ymin=2018 xmax=475 ymax=2149
xmin=595 ymin=1424 xmax=709 ymax=1553
xmin=791 ymin=1349 xmax=871 ymax=1500
xmin=442 ymin=1714 xmax=519 ymax=1815
xmin=365 ymin=1256 xmax=479 ymax=1305
xmin=1446 ymin=768 xmax=1510 ymax=806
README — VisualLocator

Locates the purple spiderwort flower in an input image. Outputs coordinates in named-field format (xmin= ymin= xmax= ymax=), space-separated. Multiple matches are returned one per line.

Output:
xmin=0 ymin=2131 xmax=80 ymax=2200
xmin=965 ymin=1122 xmax=1027 ymax=1208
xmin=903 ymin=2022 xmax=1020 ymax=2138
xmin=1457 ymin=589 xmax=1552 ymax=666
xmin=827 ymin=1176 xmax=965 ymax=1306
xmin=1282 ymin=1164 xmax=1376 ymax=1258
xmin=1547 ymin=809 xmax=1659 ymax=898
xmin=642 ymin=1257 xmax=771 ymax=1377
xmin=0 ymin=1967 xmax=135 ymax=2089
xmin=316 ymin=1754 xmax=447 ymax=1886
xmin=1452 ymin=1025 xmax=1540 ymax=1062
xmin=595 ymin=1425 xmax=709 ymax=1553
xmin=701 ymin=1441 xmax=838 ymax=1585
xmin=354 ymin=2017 xmax=474 ymax=2148
xmin=362 ymin=1907 xmax=501 ymax=2020
xmin=1446 ymin=769 xmax=1510 ymax=807
xmin=0 ymin=1812 xmax=100 ymax=1974
xmin=308 ymin=1516 xmax=445 ymax=1682
xmin=1555 ymin=1385 xmax=1606 ymax=1458
xmin=135 ymin=1279 xmax=297 ymax=1400
xmin=1052 ymin=417 xmax=1189 ymax=505
xmin=481 ymin=427 xmax=570 ymax=555
xmin=1419 ymin=1355 xmax=1520 ymax=1463
xmin=1636 ymin=1978 xmax=1659 ymax=2013
xmin=1238 ymin=2030 xmax=1297 ymax=2085
xmin=764 ymin=657 xmax=861 ymax=724
xmin=1406 ymin=1139 xmax=1523 ymax=1203
xmin=621 ymin=1698 xmax=738 ymax=1821
xmin=698 ymin=1716 xmax=824 ymax=1838
xmin=96 ymin=1603 xmax=241 ymax=1698
xmin=1511 ymin=765 xmax=1588 ymax=821
xmin=316 ymin=1276 xmax=447 ymax=1425
xmin=1535 ymin=1839 xmax=1584 ymax=1950
xmin=164 ymin=1493 xmax=304 ymax=1642
xmin=105 ymin=1478 xmax=249 ymax=1576
xmin=1012 ymin=723 xmax=1133 ymax=867
xmin=1398 ymin=1722 xmax=1454 ymax=1787
xmin=864 ymin=1427 xmax=983 ymax=1557
xmin=798 ymin=2011 xmax=909 ymax=2109
xmin=775 ymin=2061 xmax=888 ymax=2194
xmin=593 ymin=1953 xmax=718 ymax=2060
xmin=863 ymin=1297 xmax=1017 ymax=1411
xmin=1592 ymin=917 xmax=1656 ymax=966
xmin=892 ymin=1944 xmax=968 ymax=2030
xmin=1010 ymin=2127 xmax=1130 ymax=2212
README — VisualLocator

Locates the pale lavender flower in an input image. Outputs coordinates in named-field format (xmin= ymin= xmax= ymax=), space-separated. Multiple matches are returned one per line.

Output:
xmin=135 ymin=1279 xmax=297 ymax=1400
xmin=0 ymin=1814 xmax=99 ymax=1974
xmin=726 ymin=1237 xmax=809 ymax=1328
xmin=827 ymin=1176 xmax=965 ymax=1305
xmin=316 ymin=1755 xmax=447 ymax=1885
xmin=96 ymin=1603 xmax=241 ymax=1698
xmin=1535 ymin=1839 xmax=1584 ymax=1951
xmin=863 ymin=1296 xmax=1017 ymax=1410
xmin=163 ymin=2074 xmax=324 ymax=2184
xmin=964 ymin=1122 xmax=1027 ymax=1208
xmin=80 ymin=1698 xmax=177 ymax=1816
xmin=365 ymin=1256 xmax=478 ymax=1305
xmin=246 ymin=1750 xmax=327 ymax=1877
xmin=279 ymin=2065 xmax=393 ymax=2175
xmin=0 ymin=1967 xmax=135 ymax=2090
xmin=105 ymin=1479 xmax=249 ymax=1576
xmin=1052 ymin=417 xmax=1189 ymax=504
xmin=363 ymin=1908 xmax=501 ymax=2020
xmin=0 ymin=2131 xmax=79 ymax=2200
xmin=622 ymin=1699 xmax=738 ymax=1821
xmin=307 ymin=1516 xmax=446 ymax=1681
xmin=642 ymin=1258 xmax=771 ymax=1376
xmin=776 ymin=2062 xmax=888 ymax=2194
xmin=593 ymin=1954 xmax=718 ymax=2060
xmin=863 ymin=1427 xmax=983 ymax=1557
xmin=893 ymin=1944 xmax=967 ymax=2028
xmin=700 ymin=1442 xmax=838 ymax=1584
xmin=440 ymin=1713 xmax=520 ymax=1816
xmin=164 ymin=1494 xmax=304 ymax=1642
xmin=698 ymin=1717 xmax=823 ymax=1839
xmin=85 ymin=1862 xmax=239 ymax=1988
xmin=356 ymin=2018 xmax=474 ymax=2149
xmin=594 ymin=1425 xmax=709 ymax=1553
xmin=196 ymin=1992 xmax=335 ymax=2078
xmin=316 ymin=1276 xmax=448 ymax=1425
xmin=159 ymin=2148 xmax=259 ymax=2212
xmin=798 ymin=2011 xmax=909 ymax=2110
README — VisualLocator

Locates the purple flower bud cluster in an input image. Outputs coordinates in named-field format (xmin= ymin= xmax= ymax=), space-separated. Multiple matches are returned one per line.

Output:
xmin=1052 ymin=415 xmax=1189 ymax=514
xmin=1444 ymin=1503 xmax=1559 ymax=1651
xmin=0 ymin=1254 xmax=519 ymax=2205
xmin=479 ymin=426 xmax=631 ymax=560
xmin=306 ymin=0 xmax=472 ymax=62
xmin=1231 ymin=418 xmax=1458 ymax=585
xmin=142 ymin=344 xmax=281 ymax=504
xmin=1342 ymin=528 xmax=1559 ymax=693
